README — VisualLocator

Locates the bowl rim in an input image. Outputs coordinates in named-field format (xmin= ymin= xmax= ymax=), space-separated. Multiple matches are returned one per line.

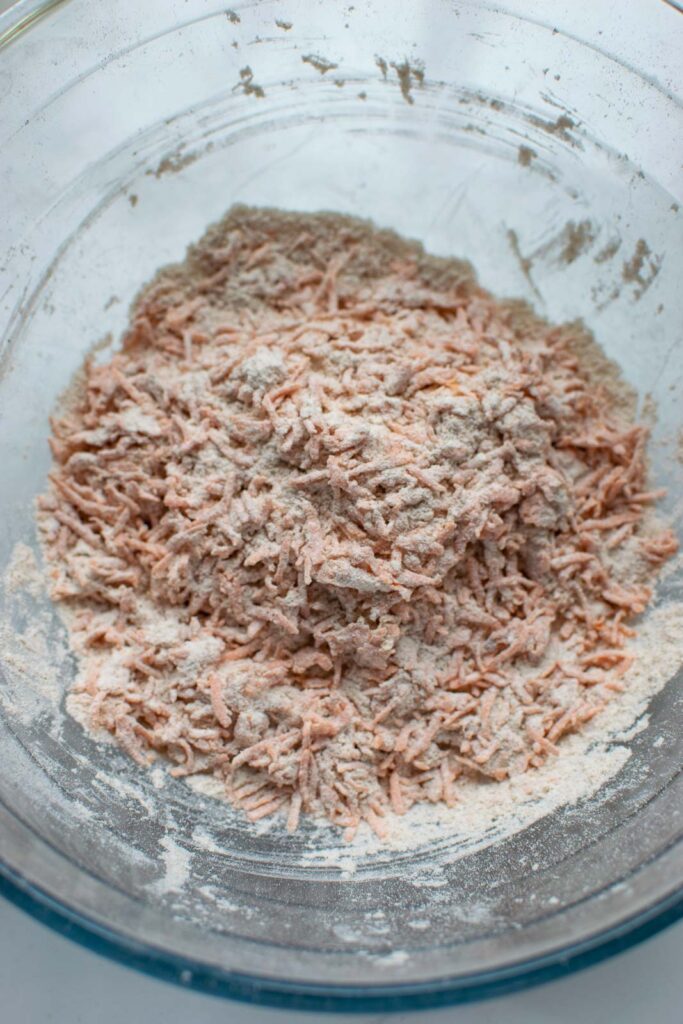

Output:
xmin=1 ymin=857 xmax=682 ymax=1011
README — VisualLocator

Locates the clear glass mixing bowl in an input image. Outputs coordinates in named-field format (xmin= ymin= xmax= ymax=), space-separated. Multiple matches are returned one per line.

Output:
xmin=1 ymin=0 xmax=682 ymax=1011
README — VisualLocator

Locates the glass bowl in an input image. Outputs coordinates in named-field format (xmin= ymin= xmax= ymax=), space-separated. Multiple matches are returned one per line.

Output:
xmin=1 ymin=0 xmax=682 ymax=1011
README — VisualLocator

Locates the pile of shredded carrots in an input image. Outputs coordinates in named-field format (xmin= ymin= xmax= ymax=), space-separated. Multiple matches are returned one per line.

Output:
xmin=38 ymin=207 xmax=678 ymax=839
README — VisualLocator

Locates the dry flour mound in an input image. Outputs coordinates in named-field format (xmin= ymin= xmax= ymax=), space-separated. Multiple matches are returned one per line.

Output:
xmin=35 ymin=206 xmax=678 ymax=840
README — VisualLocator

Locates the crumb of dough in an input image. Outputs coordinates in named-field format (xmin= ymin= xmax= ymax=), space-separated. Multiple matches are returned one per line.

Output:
xmin=37 ymin=206 xmax=678 ymax=841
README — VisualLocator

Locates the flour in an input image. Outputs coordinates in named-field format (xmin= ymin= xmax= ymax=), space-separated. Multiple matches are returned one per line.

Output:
xmin=153 ymin=835 xmax=192 ymax=894
xmin=0 ymin=542 xmax=67 ymax=713
xmin=0 ymin=618 xmax=61 ymax=705
xmin=94 ymin=769 xmax=157 ymax=815
xmin=2 ymin=541 xmax=45 ymax=598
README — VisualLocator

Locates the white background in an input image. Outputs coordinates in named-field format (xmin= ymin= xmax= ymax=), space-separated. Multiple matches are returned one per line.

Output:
xmin=1 ymin=897 xmax=681 ymax=1023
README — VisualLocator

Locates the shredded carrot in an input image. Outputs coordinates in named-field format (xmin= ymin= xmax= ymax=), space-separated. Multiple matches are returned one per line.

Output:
xmin=37 ymin=207 xmax=676 ymax=838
